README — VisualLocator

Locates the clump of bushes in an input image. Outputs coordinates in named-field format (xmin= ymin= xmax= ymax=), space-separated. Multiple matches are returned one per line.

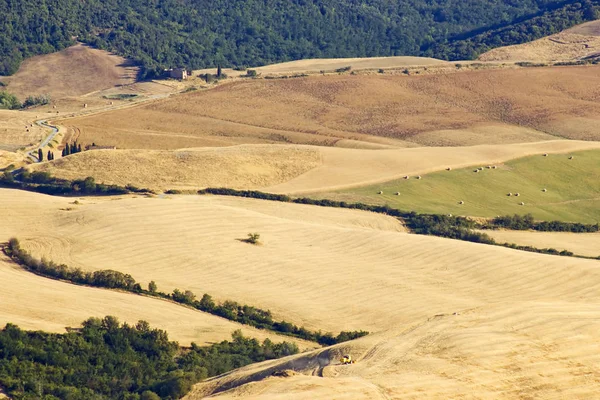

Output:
xmin=335 ymin=66 xmax=351 ymax=73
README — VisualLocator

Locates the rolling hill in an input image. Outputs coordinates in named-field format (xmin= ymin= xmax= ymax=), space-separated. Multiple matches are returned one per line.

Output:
xmin=3 ymin=188 xmax=600 ymax=398
xmin=61 ymin=63 xmax=600 ymax=150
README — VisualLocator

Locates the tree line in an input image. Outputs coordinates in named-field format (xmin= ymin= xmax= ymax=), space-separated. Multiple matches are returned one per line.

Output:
xmin=4 ymin=238 xmax=369 ymax=346
xmin=0 ymin=316 xmax=298 ymax=399
xmin=198 ymin=188 xmax=599 ymax=259
xmin=1 ymin=0 xmax=599 ymax=78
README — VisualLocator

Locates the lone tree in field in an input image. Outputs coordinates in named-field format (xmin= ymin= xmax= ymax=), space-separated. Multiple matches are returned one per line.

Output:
xmin=217 ymin=65 xmax=222 ymax=78
xmin=148 ymin=280 xmax=157 ymax=293
xmin=38 ymin=148 xmax=43 ymax=161
xmin=245 ymin=233 xmax=261 ymax=245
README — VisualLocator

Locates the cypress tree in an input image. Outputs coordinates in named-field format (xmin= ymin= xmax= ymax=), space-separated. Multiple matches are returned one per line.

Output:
xmin=217 ymin=65 xmax=222 ymax=78
xmin=47 ymin=150 xmax=52 ymax=160
xmin=77 ymin=143 xmax=82 ymax=153
xmin=38 ymin=148 xmax=43 ymax=161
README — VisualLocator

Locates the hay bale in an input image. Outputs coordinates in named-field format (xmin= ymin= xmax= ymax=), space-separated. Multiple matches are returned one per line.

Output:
xmin=459 ymin=200 xmax=464 ymax=205
xmin=492 ymin=165 xmax=497 ymax=169
xmin=486 ymin=165 xmax=491 ymax=169
xmin=446 ymin=167 xmax=452 ymax=171
xmin=542 ymin=188 xmax=547 ymax=192
xmin=395 ymin=192 xmax=400 ymax=196
xmin=520 ymin=202 xmax=525 ymax=206
xmin=515 ymin=193 xmax=520 ymax=197
xmin=543 ymin=153 xmax=548 ymax=157
xmin=569 ymin=156 xmax=574 ymax=160
xmin=507 ymin=193 xmax=512 ymax=196
xmin=404 ymin=175 xmax=409 ymax=180
xmin=416 ymin=176 xmax=422 ymax=180
xmin=378 ymin=190 xmax=383 ymax=195
xmin=474 ymin=169 xmax=479 ymax=173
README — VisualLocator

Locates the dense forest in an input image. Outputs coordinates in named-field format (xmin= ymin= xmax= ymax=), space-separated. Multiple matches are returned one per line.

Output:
xmin=0 ymin=0 xmax=599 ymax=78
xmin=0 ymin=317 xmax=298 ymax=399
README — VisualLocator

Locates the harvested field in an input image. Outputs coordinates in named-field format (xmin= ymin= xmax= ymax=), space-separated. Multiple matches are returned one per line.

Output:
xmin=0 ymin=44 xmax=138 ymax=99
xmin=0 ymin=190 xmax=600 ymax=399
xmin=4 ymin=189 xmax=600 ymax=398
xmin=482 ymin=230 xmax=600 ymax=258
xmin=480 ymin=20 xmax=600 ymax=62
xmin=267 ymin=140 xmax=600 ymax=195
xmin=63 ymin=64 xmax=600 ymax=149
xmin=332 ymin=149 xmax=600 ymax=223
xmin=252 ymin=56 xmax=448 ymax=74
xmin=29 ymin=145 xmax=321 ymax=191
xmin=0 ymin=110 xmax=47 ymax=151
xmin=189 ymin=301 xmax=600 ymax=399
xmin=0 ymin=256 xmax=312 ymax=348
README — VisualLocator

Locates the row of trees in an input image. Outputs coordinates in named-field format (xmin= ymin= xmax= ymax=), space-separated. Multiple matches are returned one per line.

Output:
xmin=62 ymin=141 xmax=83 ymax=156
xmin=4 ymin=238 xmax=370 ymax=346
xmin=2 ymin=0 xmax=598 ymax=77
xmin=0 ymin=317 xmax=298 ymax=399
xmin=198 ymin=188 xmax=598 ymax=258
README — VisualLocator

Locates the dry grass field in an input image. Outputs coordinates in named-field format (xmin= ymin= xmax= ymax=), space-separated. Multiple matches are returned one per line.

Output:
xmin=0 ymin=43 xmax=138 ymax=99
xmin=3 ymin=189 xmax=600 ymax=398
xmin=0 ymin=110 xmax=48 ymax=152
xmin=29 ymin=140 xmax=600 ymax=193
xmin=481 ymin=230 xmax=600 ymax=258
xmin=29 ymin=145 xmax=321 ymax=191
xmin=63 ymin=64 xmax=600 ymax=150
xmin=480 ymin=20 xmax=600 ymax=62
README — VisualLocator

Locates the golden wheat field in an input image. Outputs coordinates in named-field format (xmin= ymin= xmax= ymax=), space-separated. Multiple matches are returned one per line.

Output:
xmin=481 ymin=229 xmax=600 ymax=258
xmin=60 ymin=63 xmax=600 ymax=150
xmin=4 ymin=189 xmax=600 ymax=398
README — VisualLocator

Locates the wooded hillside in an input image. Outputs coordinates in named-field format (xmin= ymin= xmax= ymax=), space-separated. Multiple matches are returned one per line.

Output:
xmin=0 ymin=0 xmax=598 ymax=78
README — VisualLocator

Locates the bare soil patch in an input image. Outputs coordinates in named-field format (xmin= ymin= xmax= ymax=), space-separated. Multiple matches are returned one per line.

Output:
xmin=0 ymin=43 xmax=138 ymax=99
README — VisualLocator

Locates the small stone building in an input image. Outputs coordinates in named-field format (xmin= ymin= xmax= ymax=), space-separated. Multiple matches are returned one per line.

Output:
xmin=170 ymin=68 xmax=188 ymax=80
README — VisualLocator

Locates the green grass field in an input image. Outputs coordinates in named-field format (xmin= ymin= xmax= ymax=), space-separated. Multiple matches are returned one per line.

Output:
xmin=323 ymin=150 xmax=600 ymax=223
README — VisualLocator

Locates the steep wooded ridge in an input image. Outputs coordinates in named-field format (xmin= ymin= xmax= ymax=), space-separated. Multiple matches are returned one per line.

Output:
xmin=1 ymin=0 xmax=599 ymax=78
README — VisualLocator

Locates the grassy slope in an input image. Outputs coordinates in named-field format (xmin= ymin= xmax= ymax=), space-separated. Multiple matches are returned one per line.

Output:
xmin=332 ymin=149 xmax=600 ymax=223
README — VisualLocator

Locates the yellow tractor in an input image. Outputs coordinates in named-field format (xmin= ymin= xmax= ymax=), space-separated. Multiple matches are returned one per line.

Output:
xmin=340 ymin=355 xmax=355 ymax=365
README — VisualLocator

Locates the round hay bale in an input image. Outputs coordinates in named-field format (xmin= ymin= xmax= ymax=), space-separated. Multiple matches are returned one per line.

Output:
xmin=520 ymin=202 xmax=525 ymax=206
xmin=569 ymin=156 xmax=574 ymax=160
xmin=542 ymin=188 xmax=547 ymax=192
xmin=446 ymin=167 xmax=452 ymax=171
xmin=448 ymin=214 xmax=453 ymax=217
xmin=404 ymin=175 xmax=409 ymax=180
xmin=474 ymin=169 xmax=479 ymax=173
xmin=507 ymin=193 xmax=512 ymax=196
xmin=515 ymin=193 xmax=520 ymax=197
xmin=486 ymin=165 xmax=491 ymax=169
xmin=416 ymin=176 xmax=422 ymax=180
xmin=492 ymin=165 xmax=497 ymax=169
xmin=543 ymin=153 xmax=548 ymax=157
xmin=459 ymin=201 xmax=464 ymax=205
xmin=395 ymin=192 xmax=400 ymax=196
xmin=378 ymin=191 xmax=383 ymax=195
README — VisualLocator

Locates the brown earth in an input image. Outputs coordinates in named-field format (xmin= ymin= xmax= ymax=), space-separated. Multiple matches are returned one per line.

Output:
xmin=62 ymin=64 xmax=600 ymax=150
xmin=0 ymin=43 xmax=138 ymax=99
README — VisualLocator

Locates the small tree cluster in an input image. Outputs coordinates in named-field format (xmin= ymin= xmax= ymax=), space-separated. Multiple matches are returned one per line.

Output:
xmin=62 ymin=141 xmax=83 ymax=157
